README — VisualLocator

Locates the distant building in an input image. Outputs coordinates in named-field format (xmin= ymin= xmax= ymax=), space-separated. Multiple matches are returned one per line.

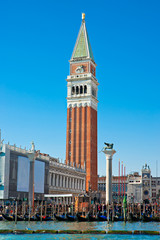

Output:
xmin=151 ymin=177 xmax=160 ymax=203
xmin=127 ymin=165 xmax=160 ymax=204
xmin=141 ymin=164 xmax=151 ymax=203
xmin=127 ymin=172 xmax=142 ymax=203
xmin=112 ymin=176 xmax=128 ymax=202
xmin=98 ymin=176 xmax=128 ymax=203
xmin=98 ymin=165 xmax=160 ymax=204
xmin=142 ymin=164 xmax=160 ymax=203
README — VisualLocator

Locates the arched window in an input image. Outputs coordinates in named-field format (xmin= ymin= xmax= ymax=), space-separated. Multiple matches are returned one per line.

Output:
xmin=72 ymin=86 xmax=75 ymax=95
xmin=84 ymin=85 xmax=87 ymax=94
xmin=80 ymin=85 xmax=83 ymax=94
xmin=76 ymin=86 xmax=79 ymax=94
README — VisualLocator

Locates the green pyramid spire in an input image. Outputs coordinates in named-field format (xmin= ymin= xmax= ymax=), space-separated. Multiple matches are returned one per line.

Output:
xmin=71 ymin=15 xmax=94 ymax=61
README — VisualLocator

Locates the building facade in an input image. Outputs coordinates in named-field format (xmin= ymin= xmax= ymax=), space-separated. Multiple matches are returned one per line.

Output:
xmin=98 ymin=176 xmax=128 ymax=203
xmin=142 ymin=164 xmax=160 ymax=203
xmin=0 ymin=142 xmax=49 ymax=200
xmin=141 ymin=164 xmax=151 ymax=203
xmin=127 ymin=172 xmax=142 ymax=203
xmin=49 ymin=157 xmax=86 ymax=203
xmin=99 ymin=168 xmax=160 ymax=204
xmin=66 ymin=14 xmax=99 ymax=191
xmin=151 ymin=177 xmax=160 ymax=203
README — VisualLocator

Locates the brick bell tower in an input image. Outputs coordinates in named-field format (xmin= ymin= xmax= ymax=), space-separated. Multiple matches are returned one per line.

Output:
xmin=66 ymin=13 xmax=99 ymax=192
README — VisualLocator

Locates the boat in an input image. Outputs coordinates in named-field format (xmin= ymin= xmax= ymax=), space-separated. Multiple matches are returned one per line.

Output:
xmin=128 ymin=213 xmax=139 ymax=222
xmin=142 ymin=214 xmax=152 ymax=222
xmin=36 ymin=214 xmax=53 ymax=221
xmin=13 ymin=214 xmax=24 ymax=221
xmin=0 ymin=216 xmax=3 ymax=221
xmin=88 ymin=214 xmax=98 ymax=222
xmin=66 ymin=214 xmax=77 ymax=221
xmin=97 ymin=214 xmax=107 ymax=221
xmin=24 ymin=215 xmax=38 ymax=221
xmin=119 ymin=216 xmax=124 ymax=221
xmin=54 ymin=213 xmax=67 ymax=221
xmin=76 ymin=213 xmax=88 ymax=222
xmin=152 ymin=216 xmax=160 ymax=222
xmin=2 ymin=214 xmax=14 ymax=221
xmin=114 ymin=215 xmax=120 ymax=221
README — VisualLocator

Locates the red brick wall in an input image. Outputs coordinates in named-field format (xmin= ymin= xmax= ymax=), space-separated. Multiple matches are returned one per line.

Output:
xmin=71 ymin=107 xmax=76 ymax=166
xmin=66 ymin=106 xmax=98 ymax=191
xmin=86 ymin=107 xmax=98 ymax=191
xmin=66 ymin=108 xmax=70 ymax=164
xmin=76 ymin=107 xmax=80 ymax=167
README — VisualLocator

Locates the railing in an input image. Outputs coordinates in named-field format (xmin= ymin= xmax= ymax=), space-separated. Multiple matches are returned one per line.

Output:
xmin=67 ymin=73 xmax=97 ymax=81
xmin=8 ymin=145 xmax=27 ymax=154
xmin=7 ymin=144 xmax=49 ymax=161
xmin=49 ymin=186 xmax=85 ymax=193
xmin=49 ymin=160 xmax=86 ymax=174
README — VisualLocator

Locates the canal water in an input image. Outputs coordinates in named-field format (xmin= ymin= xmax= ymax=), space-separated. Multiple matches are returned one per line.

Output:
xmin=0 ymin=221 xmax=159 ymax=239
xmin=0 ymin=234 xmax=159 ymax=240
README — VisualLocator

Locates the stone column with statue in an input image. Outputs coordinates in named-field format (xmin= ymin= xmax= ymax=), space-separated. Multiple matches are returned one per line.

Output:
xmin=103 ymin=143 xmax=116 ymax=205
xmin=27 ymin=141 xmax=39 ymax=210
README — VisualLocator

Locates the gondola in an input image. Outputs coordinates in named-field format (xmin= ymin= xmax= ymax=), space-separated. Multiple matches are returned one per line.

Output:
xmin=66 ymin=214 xmax=77 ymax=221
xmin=54 ymin=213 xmax=67 ymax=221
xmin=2 ymin=214 xmax=14 ymax=221
xmin=36 ymin=214 xmax=53 ymax=221
xmin=152 ymin=216 xmax=160 ymax=222
xmin=76 ymin=213 xmax=88 ymax=222
xmin=120 ymin=216 xmax=124 ymax=221
xmin=97 ymin=214 xmax=107 ymax=221
xmin=13 ymin=214 xmax=24 ymax=221
xmin=24 ymin=215 xmax=38 ymax=221
xmin=114 ymin=215 xmax=120 ymax=221
xmin=128 ymin=213 xmax=139 ymax=222
xmin=142 ymin=214 xmax=152 ymax=222
xmin=88 ymin=214 xmax=98 ymax=222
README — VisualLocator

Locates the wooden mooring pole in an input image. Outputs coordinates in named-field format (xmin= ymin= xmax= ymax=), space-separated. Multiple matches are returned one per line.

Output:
xmin=15 ymin=201 xmax=17 ymax=224
xmin=40 ymin=202 xmax=43 ymax=222
xmin=107 ymin=204 xmax=109 ymax=223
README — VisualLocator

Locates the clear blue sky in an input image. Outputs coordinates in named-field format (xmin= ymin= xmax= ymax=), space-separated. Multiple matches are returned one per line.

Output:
xmin=0 ymin=0 xmax=160 ymax=177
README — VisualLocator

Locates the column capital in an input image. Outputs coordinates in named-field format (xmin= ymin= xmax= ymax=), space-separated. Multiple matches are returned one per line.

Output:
xmin=103 ymin=149 xmax=116 ymax=159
